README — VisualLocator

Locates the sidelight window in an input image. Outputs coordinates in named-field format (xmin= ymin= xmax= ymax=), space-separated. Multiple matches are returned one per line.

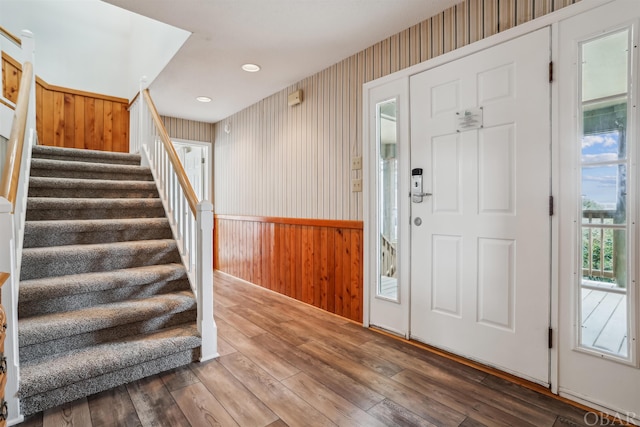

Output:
xmin=377 ymin=99 xmax=399 ymax=302
xmin=577 ymin=28 xmax=636 ymax=361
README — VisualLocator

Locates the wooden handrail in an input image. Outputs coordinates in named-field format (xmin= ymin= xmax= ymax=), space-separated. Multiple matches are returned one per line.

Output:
xmin=0 ymin=98 xmax=15 ymax=111
xmin=0 ymin=25 xmax=21 ymax=47
xmin=142 ymin=89 xmax=198 ymax=214
xmin=128 ymin=91 xmax=140 ymax=111
xmin=3 ymin=53 xmax=128 ymax=104
xmin=0 ymin=61 xmax=33 ymax=207
xmin=35 ymin=76 xmax=129 ymax=104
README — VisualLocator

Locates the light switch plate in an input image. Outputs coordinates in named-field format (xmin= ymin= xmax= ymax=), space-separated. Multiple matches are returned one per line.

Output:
xmin=351 ymin=157 xmax=362 ymax=170
xmin=352 ymin=178 xmax=362 ymax=192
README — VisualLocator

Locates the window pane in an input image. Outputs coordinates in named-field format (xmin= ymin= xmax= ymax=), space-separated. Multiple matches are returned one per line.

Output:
xmin=581 ymin=287 xmax=628 ymax=358
xmin=581 ymin=165 xmax=627 ymax=223
xmin=582 ymin=30 xmax=629 ymax=102
xmin=578 ymin=28 xmax=631 ymax=360
xmin=581 ymin=226 xmax=623 ymax=282
xmin=582 ymin=129 xmax=624 ymax=164
xmin=378 ymin=99 xmax=399 ymax=301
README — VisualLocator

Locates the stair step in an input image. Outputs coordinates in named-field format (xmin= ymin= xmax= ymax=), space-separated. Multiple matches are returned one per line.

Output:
xmin=19 ymin=290 xmax=196 ymax=361
xmin=31 ymin=145 xmax=142 ymax=166
xmin=19 ymin=263 xmax=189 ymax=316
xmin=28 ymin=177 xmax=159 ymax=199
xmin=20 ymin=239 xmax=181 ymax=280
xmin=18 ymin=146 xmax=203 ymax=416
xmin=20 ymin=311 xmax=196 ymax=363
xmin=23 ymin=218 xmax=173 ymax=248
xmin=25 ymin=197 xmax=166 ymax=221
xmin=19 ymin=324 xmax=200 ymax=416
xmin=30 ymin=158 xmax=153 ymax=181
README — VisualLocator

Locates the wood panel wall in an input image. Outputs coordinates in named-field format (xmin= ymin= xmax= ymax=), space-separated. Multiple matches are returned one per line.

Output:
xmin=35 ymin=81 xmax=129 ymax=152
xmin=213 ymin=0 xmax=580 ymax=222
xmin=214 ymin=215 xmax=363 ymax=323
xmin=2 ymin=52 xmax=20 ymax=104
xmin=2 ymin=52 xmax=130 ymax=152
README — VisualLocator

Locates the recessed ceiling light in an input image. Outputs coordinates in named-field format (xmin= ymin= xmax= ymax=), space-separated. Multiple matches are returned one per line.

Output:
xmin=196 ymin=96 xmax=212 ymax=103
xmin=241 ymin=63 xmax=261 ymax=72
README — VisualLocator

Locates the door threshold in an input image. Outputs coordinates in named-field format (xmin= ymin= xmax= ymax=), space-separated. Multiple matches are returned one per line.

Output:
xmin=368 ymin=324 xmax=405 ymax=339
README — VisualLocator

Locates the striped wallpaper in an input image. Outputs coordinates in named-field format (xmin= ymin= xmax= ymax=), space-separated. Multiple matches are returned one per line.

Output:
xmin=213 ymin=0 xmax=579 ymax=221
xmin=160 ymin=115 xmax=214 ymax=143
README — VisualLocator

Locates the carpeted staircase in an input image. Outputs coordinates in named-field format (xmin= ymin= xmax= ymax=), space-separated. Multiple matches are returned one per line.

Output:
xmin=17 ymin=145 xmax=201 ymax=415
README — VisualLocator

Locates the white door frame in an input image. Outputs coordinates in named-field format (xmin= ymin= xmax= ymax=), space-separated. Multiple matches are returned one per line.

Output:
xmin=556 ymin=1 xmax=640 ymax=421
xmin=363 ymin=0 xmax=613 ymax=397
xmin=171 ymin=138 xmax=213 ymax=203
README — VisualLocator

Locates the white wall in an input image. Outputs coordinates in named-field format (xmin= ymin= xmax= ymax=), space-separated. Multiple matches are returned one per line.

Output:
xmin=127 ymin=14 xmax=190 ymax=98
xmin=0 ymin=0 xmax=189 ymax=99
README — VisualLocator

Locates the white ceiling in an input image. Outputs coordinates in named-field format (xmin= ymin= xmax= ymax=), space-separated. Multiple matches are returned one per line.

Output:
xmin=103 ymin=0 xmax=461 ymax=123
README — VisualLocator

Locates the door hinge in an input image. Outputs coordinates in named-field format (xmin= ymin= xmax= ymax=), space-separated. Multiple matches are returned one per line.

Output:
xmin=548 ymin=328 xmax=553 ymax=349
xmin=549 ymin=61 xmax=554 ymax=83
xmin=549 ymin=195 xmax=554 ymax=216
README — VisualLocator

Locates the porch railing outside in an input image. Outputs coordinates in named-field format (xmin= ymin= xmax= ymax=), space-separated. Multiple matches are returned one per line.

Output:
xmin=129 ymin=88 xmax=217 ymax=361
xmin=582 ymin=209 xmax=618 ymax=283
xmin=381 ymin=234 xmax=396 ymax=278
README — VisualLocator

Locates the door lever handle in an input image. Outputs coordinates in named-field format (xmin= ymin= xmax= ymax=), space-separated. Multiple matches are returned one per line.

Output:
xmin=411 ymin=192 xmax=432 ymax=197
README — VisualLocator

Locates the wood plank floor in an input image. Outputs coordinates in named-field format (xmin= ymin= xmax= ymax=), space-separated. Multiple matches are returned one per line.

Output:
xmin=19 ymin=271 xmax=608 ymax=427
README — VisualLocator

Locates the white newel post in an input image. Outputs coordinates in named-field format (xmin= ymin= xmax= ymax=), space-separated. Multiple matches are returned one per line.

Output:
xmin=137 ymin=78 xmax=145 ymax=156
xmin=0 ymin=198 xmax=23 ymax=426
xmin=20 ymin=31 xmax=35 ymax=136
xmin=196 ymin=201 xmax=217 ymax=361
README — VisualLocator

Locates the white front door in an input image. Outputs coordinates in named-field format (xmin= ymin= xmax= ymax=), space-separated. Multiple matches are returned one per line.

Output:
xmin=557 ymin=0 xmax=640 ymax=422
xmin=409 ymin=28 xmax=551 ymax=385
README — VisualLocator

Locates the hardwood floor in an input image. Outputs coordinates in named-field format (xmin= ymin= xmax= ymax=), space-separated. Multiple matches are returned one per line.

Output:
xmin=20 ymin=271 xmax=609 ymax=427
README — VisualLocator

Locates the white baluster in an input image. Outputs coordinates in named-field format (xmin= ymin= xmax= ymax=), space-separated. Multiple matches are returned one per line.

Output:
xmin=135 ymin=93 xmax=217 ymax=366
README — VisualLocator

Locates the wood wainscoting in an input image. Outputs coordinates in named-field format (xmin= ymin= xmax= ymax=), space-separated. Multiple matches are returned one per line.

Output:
xmin=34 ymin=78 xmax=129 ymax=152
xmin=214 ymin=215 xmax=363 ymax=323
xmin=2 ymin=52 xmax=129 ymax=152
xmin=1 ymin=52 xmax=21 ymax=105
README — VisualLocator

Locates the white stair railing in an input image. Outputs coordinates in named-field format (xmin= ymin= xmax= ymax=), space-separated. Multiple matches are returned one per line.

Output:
xmin=129 ymin=88 xmax=217 ymax=361
xmin=0 ymin=29 xmax=36 ymax=426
